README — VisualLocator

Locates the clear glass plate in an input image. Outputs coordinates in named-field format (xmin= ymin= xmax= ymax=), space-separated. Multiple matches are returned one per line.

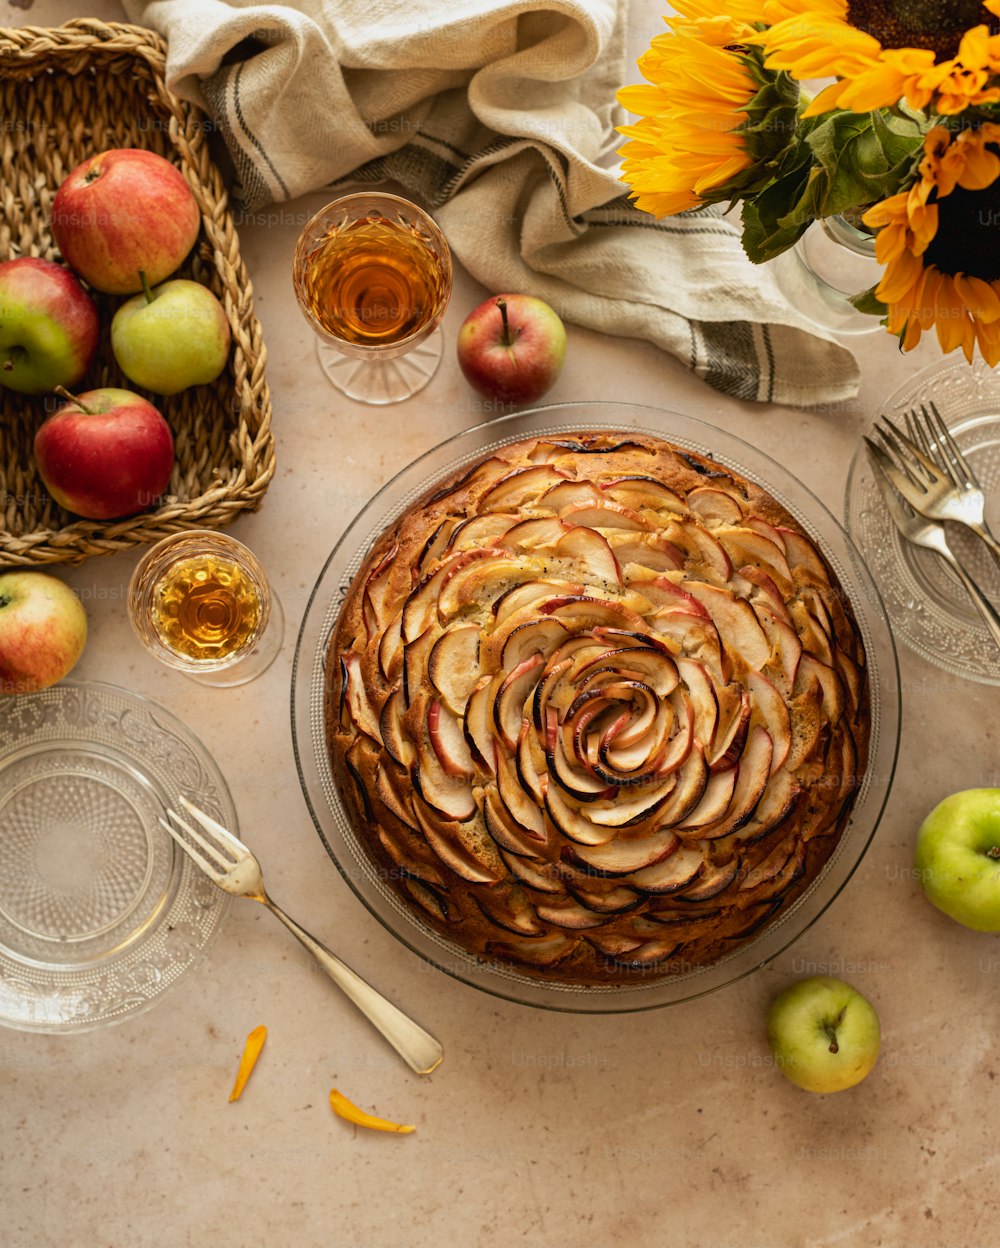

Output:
xmin=292 ymin=402 xmax=900 ymax=1013
xmin=0 ymin=682 xmax=233 ymax=1032
xmin=846 ymin=356 xmax=1000 ymax=686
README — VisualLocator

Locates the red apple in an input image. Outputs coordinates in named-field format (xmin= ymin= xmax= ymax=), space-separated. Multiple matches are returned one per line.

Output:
xmin=457 ymin=294 xmax=566 ymax=405
xmin=34 ymin=387 xmax=174 ymax=520
xmin=0 ymin=257 xmax=99 ymax=395
xmin=0 ymin=571 xmax=87 ymax=696
xmin=51 ymin=148 xmax=201 ymax=295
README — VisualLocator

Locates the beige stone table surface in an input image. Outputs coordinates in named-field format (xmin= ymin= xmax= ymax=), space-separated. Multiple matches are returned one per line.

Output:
xmin=3 ymin=3 xmax=1000 ymax=1247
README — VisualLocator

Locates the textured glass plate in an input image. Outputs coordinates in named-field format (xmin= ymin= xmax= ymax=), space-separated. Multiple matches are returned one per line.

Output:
xmin=846 ymin=357 xmax=1000 ymax=686
xmin=0 ymin=682 xmax=232 ymax=1033
xmin=292 ymin=403 xmax=900 ymax=1013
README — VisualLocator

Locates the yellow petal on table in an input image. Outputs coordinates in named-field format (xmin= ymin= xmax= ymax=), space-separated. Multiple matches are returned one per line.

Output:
xmin=329 ymin=1088 xmax=415 ymax=1134
xmin=228 ymin=1025 xmax=267 ymax=1102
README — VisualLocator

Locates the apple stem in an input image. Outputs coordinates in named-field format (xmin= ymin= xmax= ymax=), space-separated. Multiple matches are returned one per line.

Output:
xmin=496 ymin=297 xmax=519 ymax=348
xmin=2 ymin=345 xmax=25 ymax=372
xmin=54 ymin=384 xmax=92 ymax=415
xmin=139 ymin=268 xmax=156 ymax=305
xmin=988 ymin=846 xmax=1000 ymax=859
xmin=824 ymin=1007 xmax=847 ymax=1054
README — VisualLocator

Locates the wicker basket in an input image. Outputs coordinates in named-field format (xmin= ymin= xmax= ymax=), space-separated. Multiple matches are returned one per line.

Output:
xmin=0 ymin=19 xmax=275 ymax=567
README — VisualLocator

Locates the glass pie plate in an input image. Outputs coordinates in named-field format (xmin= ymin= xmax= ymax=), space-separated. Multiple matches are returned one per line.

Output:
xmin=292 ymin=402 xmax=900 ymax=1013
xmin=846 ymin=356 xmax=1000 ymax=685
xmin=0 ymin=681 xmax=233 ymax=1033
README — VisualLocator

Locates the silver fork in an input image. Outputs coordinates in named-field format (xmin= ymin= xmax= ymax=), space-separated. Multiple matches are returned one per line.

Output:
xmin=870 ymin=405 xmax=1000 ymax=562
xmin=160 ymin=797 xmax=443 ymax=1075
xmin=864 ymin=444 xmax=1000 ymax=650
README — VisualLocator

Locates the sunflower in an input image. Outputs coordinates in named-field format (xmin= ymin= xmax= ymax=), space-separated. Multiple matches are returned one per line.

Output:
xmin=760 ymin=0 xmax=1000 ymax=116
xmin=617 ymin=4 xmax=798 ymax=217
xmin=862 ymin=123 xmax=1000 ymax=363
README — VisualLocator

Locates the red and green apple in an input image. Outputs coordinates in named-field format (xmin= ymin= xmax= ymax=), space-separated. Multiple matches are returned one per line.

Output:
xmin=0 ymin=571 xmax=87 ymax=696
xmin=0 ymin=256 xmax=99 ymax=395
xmin=34 ymin=386 xmax=174 ymax=520
xmin=51 ymin=148 xmax=201 ymax=295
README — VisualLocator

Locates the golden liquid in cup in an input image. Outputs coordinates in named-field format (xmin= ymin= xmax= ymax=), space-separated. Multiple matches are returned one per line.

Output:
xmin=149 ymin=553 xmax=262 ymax=662
xmin=299 ymin=212 xmax=449 ymax=347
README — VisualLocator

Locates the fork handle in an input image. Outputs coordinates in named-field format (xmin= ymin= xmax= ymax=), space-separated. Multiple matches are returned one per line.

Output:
xmin=940 ymin=546 xmax=1000 ymax=651
xmin=264 ymin=897 xmax=444 ymax=1075
xmin=965 ymin=521 xmax=1000 ymax=568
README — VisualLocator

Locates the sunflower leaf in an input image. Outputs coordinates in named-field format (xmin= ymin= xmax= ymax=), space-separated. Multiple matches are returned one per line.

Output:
xmin=801 ymin=109 xmax=925 ymax=219
xmin=848 ymin=286 xmax=888 ymax=317
xmin=740 ymin=165 xmax=815 ymax=263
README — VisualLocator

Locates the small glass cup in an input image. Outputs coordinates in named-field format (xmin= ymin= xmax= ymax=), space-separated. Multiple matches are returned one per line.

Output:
xmin=292 ymin=192 xmax=453 ymax=405
xmin=128 ymin=531 xmax=284 ymax=687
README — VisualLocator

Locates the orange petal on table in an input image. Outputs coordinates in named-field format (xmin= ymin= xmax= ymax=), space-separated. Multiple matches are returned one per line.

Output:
xmin=329 ymin=1088 xmax=415 ymax=1134
xmin=229 ymin=1024 xmax=267 ymax=1102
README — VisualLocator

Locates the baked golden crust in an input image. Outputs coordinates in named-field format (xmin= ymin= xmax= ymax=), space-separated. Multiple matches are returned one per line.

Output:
xmin=325 ymin=432 xmax=870 ymax=985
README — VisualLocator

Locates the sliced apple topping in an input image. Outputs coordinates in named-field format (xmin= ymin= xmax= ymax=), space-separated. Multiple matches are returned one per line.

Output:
xmin=413 ymin=740 xmax=476 ymax=823
xmin=483 ymin=786 xmax=545 ymax=858
xmin=342 ymin=653 xmax=382 ymax=742
xmin=663 ymin=517 xmax=733 ymax=581
xmin=559 ymin=501 xmax=651 ymax=532
xmin=698 ymin=724 xmax=773 ymax=840
xmin=610 ymin=533 xmax=685 ymax=572
xmin=567 ymin=827 xmax=681 ymax=876
xmin=499 ymin=515 xmax=569 ymax=552
xmin=446 ymin=513 xmax=520 ymax=553
xmin=539 ymin=478 xmax=606 ymax=510
xmin=479 ymin=464 xmax=570 ymax=511
xmin=493 ymin=653 xmax=546 ymax=749
xmin=485 ymin=933 xmax=580 ymax=968
xmin=628 ymin=846 xmax=705 ymax=894
xmin=492 ymin=578 xmax=585 ymax=626
xmin=685 ymin=582 xmax=770 ymax=672
xmin=379 ymin=686 xmax=414 ymax=768
xmin=686 ymin=486 xmax=744 ymax=526
xmin=428 ymin=624 xmax=482 ymax=713
xmin=495 ymin=741 xmax=548 ymax=842
xmin=377 ymin=612 xmax=405 ymax=684
xmin=428 ymin=698 xmax=474 ymax=778
xmin=747 ymin=670 xmax=792 ymax=774
xmin=717 ymin=526 xmax=793 ymax=586
xmin=554 ymin=524 xmax=622 ymax=590
xmin=544 ymin=782 xmax=616 ymax=845
xmin=601 ymin=475 xmax=685 ymax=513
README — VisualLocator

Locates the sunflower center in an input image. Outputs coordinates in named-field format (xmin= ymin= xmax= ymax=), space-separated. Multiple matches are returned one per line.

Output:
xmin=924 ymin=159 xmax=1000 ymax=282
xmin=846 ymin=1 xmax=1000 ymax=59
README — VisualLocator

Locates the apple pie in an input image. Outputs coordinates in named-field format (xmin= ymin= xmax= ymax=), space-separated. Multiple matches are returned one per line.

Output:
xmin=326 ymin=432 xmax=869 ymax=985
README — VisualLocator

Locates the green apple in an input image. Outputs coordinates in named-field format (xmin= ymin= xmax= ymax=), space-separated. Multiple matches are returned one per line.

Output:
xmin=766 ymin=975 xmax=880 ymax=1094
xmin=110 ymin=272 xmax=230 ymax=395
xmin=914 ymin=788 xmax=1000 ymax=931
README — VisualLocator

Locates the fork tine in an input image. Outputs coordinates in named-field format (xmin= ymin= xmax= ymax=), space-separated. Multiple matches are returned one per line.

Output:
xmin=178 ymin=794 xmax=245 ymax=856
xmin=864 ymin=439 xmax=915 ymax=526
xmin=876 ymin=416 xmax=942 ymax=485
xmin=925 ymin=400 xmax=977 ymax=489
xmin=158 ymin=812 xmax=229 ymax=879
xmin=165 ymin=804 xmax=237 ymax=867
xmin=868 ymin=428 xmax=928 ymax=497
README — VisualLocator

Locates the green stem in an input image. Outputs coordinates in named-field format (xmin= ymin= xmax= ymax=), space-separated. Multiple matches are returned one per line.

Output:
xmin=54 ymin=385 xmax=92 ymax=415
xmin=139 ymin=268 xmax=156 ymax=305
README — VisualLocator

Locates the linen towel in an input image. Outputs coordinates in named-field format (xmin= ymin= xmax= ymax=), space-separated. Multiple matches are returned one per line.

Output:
xmin=122 ymin=0 xmax=861 ymax=407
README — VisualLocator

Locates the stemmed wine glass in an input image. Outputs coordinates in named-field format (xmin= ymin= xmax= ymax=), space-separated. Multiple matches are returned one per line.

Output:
xmin=292 ymin=192 xmax=453 ymax=405
xmin=128 ymin=531 xmax=284 ymax=687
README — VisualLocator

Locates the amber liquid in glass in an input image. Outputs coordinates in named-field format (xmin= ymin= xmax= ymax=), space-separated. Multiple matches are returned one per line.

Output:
xmin=300 ymin=213 xmax=449 ymax=347
xmin=150 ymin=553 xmax=262 ymax=662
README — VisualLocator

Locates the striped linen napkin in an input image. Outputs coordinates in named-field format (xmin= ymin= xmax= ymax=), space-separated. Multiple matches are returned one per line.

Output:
xmin=123 ymin=0 xmax=860 ymax=407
